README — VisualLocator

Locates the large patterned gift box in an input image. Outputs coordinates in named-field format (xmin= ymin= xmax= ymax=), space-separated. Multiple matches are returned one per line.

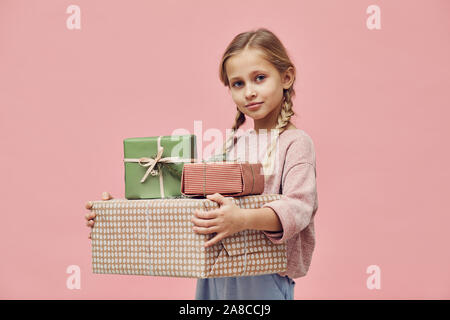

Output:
xmin=90 ymin=194 xmax=287 ymax=278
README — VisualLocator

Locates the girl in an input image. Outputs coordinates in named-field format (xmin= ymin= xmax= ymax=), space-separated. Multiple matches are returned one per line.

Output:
xmin=85 ymin=28 xmax=318 ymax=300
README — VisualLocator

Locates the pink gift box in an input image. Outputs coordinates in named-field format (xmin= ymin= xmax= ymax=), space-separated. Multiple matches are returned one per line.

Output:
xmin=181 ymin=162 xmax=265 ymax=197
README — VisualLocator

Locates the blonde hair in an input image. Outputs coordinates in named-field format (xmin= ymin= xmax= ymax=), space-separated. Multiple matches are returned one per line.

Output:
xmin=217 ymin=28 xmax=297 ymax=175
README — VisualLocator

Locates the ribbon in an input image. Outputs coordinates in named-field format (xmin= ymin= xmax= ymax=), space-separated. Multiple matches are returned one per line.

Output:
xmin=124 ymin=136 xmax=195 ymax=198
xmin=238 ymin=197 xmax=248 ymax=276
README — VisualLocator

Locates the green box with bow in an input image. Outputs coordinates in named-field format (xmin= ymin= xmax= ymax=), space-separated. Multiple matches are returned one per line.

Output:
xmin=123 ymin=134 xmax=197 ymax=199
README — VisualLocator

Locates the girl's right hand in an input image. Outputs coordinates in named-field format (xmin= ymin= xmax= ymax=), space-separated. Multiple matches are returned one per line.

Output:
xmin=85 ymin=191 xmax=113 ymax=239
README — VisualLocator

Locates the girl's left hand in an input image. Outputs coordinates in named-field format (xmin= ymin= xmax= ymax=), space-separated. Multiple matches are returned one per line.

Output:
xmin=191 ymin=193 xmax=245 ymax=248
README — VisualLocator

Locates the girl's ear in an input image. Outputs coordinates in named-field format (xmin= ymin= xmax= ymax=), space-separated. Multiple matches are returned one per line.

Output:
xmin=281 ymin=66 xmax=295 ymax=90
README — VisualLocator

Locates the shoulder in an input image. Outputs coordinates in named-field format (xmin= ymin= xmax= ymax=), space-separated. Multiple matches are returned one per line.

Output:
xmin=281 ymin=129 xmax=316 ymax=165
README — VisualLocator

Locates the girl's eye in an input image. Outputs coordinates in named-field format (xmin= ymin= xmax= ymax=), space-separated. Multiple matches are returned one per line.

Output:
xmin=256 ymin=75 xmax=266 ymax=81
xmin=232 ymin=81 xmax=243 ymax=88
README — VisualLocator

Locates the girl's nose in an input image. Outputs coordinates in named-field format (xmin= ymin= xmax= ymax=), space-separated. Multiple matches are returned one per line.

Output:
xmin=245 ymin=86 xmax=257 ymax=99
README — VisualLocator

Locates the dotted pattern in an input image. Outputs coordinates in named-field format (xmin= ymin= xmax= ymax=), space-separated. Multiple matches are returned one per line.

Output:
xmin=91 ymin=195 xmax=287 ymax=278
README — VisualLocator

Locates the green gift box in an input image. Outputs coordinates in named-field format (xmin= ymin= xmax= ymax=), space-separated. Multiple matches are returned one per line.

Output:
xmin=124 ymin=134 xmax=197 ymax=199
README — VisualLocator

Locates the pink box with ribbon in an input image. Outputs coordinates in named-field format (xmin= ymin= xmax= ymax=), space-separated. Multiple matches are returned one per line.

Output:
xmin=181 ymin=162 xmax=265 ymax=197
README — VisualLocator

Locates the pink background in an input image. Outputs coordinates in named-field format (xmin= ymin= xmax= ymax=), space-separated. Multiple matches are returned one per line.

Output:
xmin=1 ymin=0 xmax=449 ymax=299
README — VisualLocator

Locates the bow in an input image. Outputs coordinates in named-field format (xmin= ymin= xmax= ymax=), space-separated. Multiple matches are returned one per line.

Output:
xmin=124 ymin=146 xmax=189 ymax=183
xmin=136 ymin=147 xmax=164 ymax=183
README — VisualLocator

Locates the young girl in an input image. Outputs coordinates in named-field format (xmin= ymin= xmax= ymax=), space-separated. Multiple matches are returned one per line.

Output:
xmin=85 ymin=28 xmax=318 ymax=300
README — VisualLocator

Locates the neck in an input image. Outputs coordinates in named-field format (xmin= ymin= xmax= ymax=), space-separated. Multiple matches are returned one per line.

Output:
xmin=253 ymin=102 xmax=282 ymax=134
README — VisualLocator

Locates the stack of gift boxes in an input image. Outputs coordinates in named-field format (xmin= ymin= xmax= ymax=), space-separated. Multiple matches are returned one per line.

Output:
xmin=89 ymin=134 xmax=287 ymax=278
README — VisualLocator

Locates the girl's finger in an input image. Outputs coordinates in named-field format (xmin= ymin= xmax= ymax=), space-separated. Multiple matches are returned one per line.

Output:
xmin=191 ymin=216 xmax=217 ymax=228
xmin=195 ymin=209 xmax=217 ymax=219
xmin=85 ymin=212 xmax=96 ymax=220
xmin=101 ymin=192 xmax=113 ymax=201
xmin=192 ymin=225 xmax=219 ymax=235
xmin=88 ymin=233 xmax=92 ymax=239
xmin=85 ymin=201 xmax=93 ymax=209
xmin=204 ymin=232 xmax=226 ymax=248
xmin=206 ymin=193 xmax=226 ymax=205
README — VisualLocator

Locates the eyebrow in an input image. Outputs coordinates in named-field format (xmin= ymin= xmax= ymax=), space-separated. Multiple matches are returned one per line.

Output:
xmin=229 ymin=70 xmax=267 ymax=82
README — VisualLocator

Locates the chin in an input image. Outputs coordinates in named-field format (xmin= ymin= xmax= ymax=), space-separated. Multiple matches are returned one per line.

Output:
xmin=251 ymin=109 xmax=269 ymax=118
xmin=241 ymin=109 xmax=261 ymax=118
xmin=250 ymin=114 xmax=266 ymax=120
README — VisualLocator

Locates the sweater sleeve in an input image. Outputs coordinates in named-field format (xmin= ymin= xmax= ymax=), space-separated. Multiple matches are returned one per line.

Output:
xmin=262 ymin=135 xmax=318 ymax=244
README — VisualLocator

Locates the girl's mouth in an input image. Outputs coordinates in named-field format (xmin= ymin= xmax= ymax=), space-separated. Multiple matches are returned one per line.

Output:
xmin=245 ymin=102 xmax=263 ymax=110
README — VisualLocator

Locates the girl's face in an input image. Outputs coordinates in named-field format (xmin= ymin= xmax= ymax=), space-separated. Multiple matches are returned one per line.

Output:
xmin=225 ymin=48 xmax=294 ymax=128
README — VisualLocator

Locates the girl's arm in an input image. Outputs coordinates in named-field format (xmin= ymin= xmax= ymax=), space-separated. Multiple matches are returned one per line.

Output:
xmin=261 ymin=136 xmax=318 ymax=244
xmin=242 ymin=207 xmax=282 ymax=232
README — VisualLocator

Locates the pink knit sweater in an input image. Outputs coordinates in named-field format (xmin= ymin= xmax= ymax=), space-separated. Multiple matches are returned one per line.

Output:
xmin=224 ymin=128 xmax=318 ymax=279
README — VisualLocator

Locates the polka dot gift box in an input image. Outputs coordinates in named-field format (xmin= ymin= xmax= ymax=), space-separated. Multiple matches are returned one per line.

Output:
xmin=90 ymin=194 xmax=287 ymax=278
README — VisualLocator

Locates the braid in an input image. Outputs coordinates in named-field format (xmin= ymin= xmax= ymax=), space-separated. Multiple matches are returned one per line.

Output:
xmin=276 ymin=89 xmax=295 ymax=134
xmin=219 ymin=108 xmax=246 ymax=160
xmin=261 ymin=89 xmax=295 ymax=175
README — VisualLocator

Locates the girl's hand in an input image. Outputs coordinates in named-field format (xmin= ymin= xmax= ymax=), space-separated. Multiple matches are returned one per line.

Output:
xmin=84 ymin=191 xmax=113 ymax=239
xmin=191 ymin=193 xmax=245 ymax=248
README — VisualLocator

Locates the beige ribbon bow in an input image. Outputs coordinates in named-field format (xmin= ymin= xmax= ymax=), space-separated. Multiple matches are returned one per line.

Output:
xmin=124 ymin=146 xmax=190 ymax=183
xmin=135 ymin=147 xmax=164 ymax=183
